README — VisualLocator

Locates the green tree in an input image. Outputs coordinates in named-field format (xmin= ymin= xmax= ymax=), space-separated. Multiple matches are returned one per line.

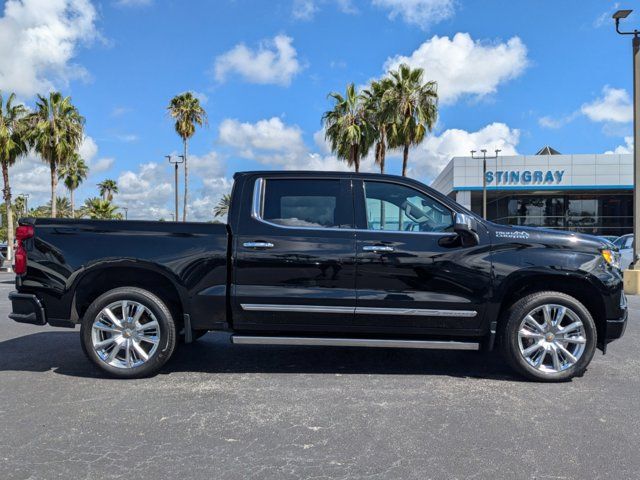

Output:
xmin=0 ymin=92 xmax=28 ymax=262
xmin=213 ymin=193 xmax=231 ymax=218
xmin=362 ymin=78 xmax=394 ymax=174
xmin=58 ymin=153 xmax=88 ymax=217
xmin=13 ymin=196 xmax=26 ymax=218
xmin=82 ymin=197 xmax=122 ymax=219
xmin=28 ymin=92 xmax=84 ymax=217
xmin=46 ymin=197 xmax=72 ymax=218
xmin=385 ymin=63 xmax=438 ymax=176
xmin=27 ymin=197 xmax=72 ymax=219
xmin=322 ymin=83 xmax=373 ymax=173
xmin=167 ymin=92 xmax=207 ymax=222
xmin=97 ymin=179 xmax=118 ymax=202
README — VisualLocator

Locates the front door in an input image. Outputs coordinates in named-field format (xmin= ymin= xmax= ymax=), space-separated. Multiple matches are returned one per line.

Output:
xmin=233 ymin=176 xmax=357 ymax=333
xmin=353 ymin=179 xmax=492 ymax=335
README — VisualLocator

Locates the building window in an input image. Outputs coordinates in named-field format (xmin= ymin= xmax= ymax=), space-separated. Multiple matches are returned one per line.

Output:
xmin=478 ymin=190 xmax=632 ymax=236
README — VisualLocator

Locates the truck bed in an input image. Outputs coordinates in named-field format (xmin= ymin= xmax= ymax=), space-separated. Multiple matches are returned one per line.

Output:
xmin=16 ymin=218 xmax=229 ymax=330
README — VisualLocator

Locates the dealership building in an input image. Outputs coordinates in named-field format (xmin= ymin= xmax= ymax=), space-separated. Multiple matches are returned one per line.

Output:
xmin=430 ymin=147 xmax=634 ymax=236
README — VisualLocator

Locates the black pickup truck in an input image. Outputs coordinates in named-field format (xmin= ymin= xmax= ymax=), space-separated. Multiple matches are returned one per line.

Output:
xmin=9 ymin=171 xmax=628 ymax=381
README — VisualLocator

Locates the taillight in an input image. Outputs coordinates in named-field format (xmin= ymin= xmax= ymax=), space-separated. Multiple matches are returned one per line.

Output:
xmin=14 ymin=225 xmax=34 ymax=275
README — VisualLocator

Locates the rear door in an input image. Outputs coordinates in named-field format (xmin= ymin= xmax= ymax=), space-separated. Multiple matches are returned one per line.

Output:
xmin=353 ymin=179 xmax=492 ymax=335
xmin=232 ymin=175 xmax=357 ymax=333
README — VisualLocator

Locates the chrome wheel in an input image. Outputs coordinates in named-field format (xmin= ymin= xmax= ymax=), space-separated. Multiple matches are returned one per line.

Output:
xmin=517 ymin=304 xmax=587 ymax=374
xmin=91 ymin=300 xmax=160 ymax=369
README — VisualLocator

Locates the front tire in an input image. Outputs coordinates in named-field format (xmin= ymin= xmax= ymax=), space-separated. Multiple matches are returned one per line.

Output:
xmin=501 ymin=291 xmax=597 ymax=382
xmin=80 ymin=287 xmax=177 ymax=378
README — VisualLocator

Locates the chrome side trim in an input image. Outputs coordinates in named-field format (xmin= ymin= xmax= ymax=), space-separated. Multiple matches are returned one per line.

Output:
xmin=231 ymin=335 xmax=480 ymax=350
xmin=356 ymin=307 xmax=477 ymax=318
xmin=242 ymin=241 xmax=274 ymax=249
xmin=251 ymin=177 xmax=264 ymax=220
xmin=241 ymin=304 xmax=355 ymax=314
xmin=240 ymin=304 xmax=477 ymax=318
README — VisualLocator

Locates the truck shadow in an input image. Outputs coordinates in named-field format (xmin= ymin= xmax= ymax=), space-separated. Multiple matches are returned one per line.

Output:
xmin=0 ymin=331 xmax=522 ymax=381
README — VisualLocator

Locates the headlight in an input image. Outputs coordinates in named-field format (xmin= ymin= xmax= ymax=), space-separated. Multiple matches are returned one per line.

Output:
xmin=601 ymin=249 xmax=621 ymax=269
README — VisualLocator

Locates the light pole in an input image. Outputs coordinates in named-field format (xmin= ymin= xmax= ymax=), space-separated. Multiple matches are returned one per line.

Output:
xmin=471 ymin=149 xmax=501 ymax=219
xmin=166 ymin=154 xmax=184 ymax=223
xmin=613 ymin=10 xmax=639 ymax=272
xmin=121 ymin=207 xmax=128 ymax=220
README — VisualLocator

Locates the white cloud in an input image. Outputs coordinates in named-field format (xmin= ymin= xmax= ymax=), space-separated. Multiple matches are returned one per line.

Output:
xmin=79 ymin=135 xmax=98 ymax=162
xmin=292 ymin=0 xmax=318 ymax=20
xmin=0 ymin=0 xmax=98 ymax=98
xmin=538 ymin=111 xmax=580 ymax=129
xmin=372 ymin=0 xmax=454 ymax=29
xmin=79 ymin=135 xmax=114 ymax=175
xmin=384 ymin=33 xmax=528 ymax=104
xmin=593 ymin=2 xmax=620 ymax=28
xmin=581 ymin=86 xmax=633 ymax=123
xmin=292 ymin=0 xmax=356 ymax=20
xmin=115 ymin=162 xmax=174 ymax=220
xmin=313 ymin=128 xmax=332 ymax=154
xmin=409 ymin=122 xmax=521 ymax=180
xmin=189 ymin=150 xmax=226 ymax=178
xmin=7 ymin=135 xmax=111 ymax=208
xmin=113 ymin=151 xmax=229 ymax=221
xmin=190 ymin=90 xmax=208 ymax=105
xmin=219 ymin=117 xmax=307 ymax=164
xmin=9 ymin=152 xmax=53 ymax=206
xmin=219 ymin=117 xmax=378 ymax=172
xmin=116 ymin=133 xmax=138 ymax=142
xmin=605 ymin=136 xmax=633 ymax=155
xmin=214 ymin=34 xmax=302 ymax=86
xmin=92 ymin=157 xmax=114 ymax=173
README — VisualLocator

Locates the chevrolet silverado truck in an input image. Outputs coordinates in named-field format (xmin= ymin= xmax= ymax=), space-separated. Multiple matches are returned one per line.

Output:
xmin=9 ymin=171 xmax=628 ymax=381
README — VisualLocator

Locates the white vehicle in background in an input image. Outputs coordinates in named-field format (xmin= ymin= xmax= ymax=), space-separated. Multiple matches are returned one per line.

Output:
xmin=614 ymin=234 xmax=634 ymax=270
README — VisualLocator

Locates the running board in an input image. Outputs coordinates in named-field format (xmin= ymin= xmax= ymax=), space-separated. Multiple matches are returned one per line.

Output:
xmin=231 ymin=335 xmax=479 ymax=351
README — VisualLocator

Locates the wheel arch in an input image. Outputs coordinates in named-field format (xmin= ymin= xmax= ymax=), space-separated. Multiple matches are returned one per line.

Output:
xmin=69 ymin=260 xmax=188 ymax=326
xmin=492 ymin=270 xmax=607 ymax=347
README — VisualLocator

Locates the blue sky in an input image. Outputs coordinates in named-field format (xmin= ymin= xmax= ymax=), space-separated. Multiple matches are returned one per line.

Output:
xmin=0 ymin=0 xmax=636 ymax=219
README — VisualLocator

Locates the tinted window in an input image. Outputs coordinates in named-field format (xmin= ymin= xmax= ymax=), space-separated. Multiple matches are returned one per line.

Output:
xmin=364 ymin=181 xmax=453 ymax=232
xmin=262 ymin=179 xmax=349 ymax=228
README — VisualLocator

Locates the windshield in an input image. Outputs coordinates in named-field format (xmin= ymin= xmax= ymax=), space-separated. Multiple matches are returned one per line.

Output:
xmin=613 ymin=237 xmax=625 ymax=248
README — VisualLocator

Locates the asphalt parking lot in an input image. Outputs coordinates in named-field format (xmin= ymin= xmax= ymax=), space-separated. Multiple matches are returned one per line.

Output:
xmin=0 ymin=274 xmax=639 ymax=480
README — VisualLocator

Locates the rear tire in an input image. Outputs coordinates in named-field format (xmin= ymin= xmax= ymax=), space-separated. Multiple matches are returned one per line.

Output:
xmin=500 ymin=291 xmax=597 ymax=382
xmin=80 ymin=287 xmax=177 ymax=378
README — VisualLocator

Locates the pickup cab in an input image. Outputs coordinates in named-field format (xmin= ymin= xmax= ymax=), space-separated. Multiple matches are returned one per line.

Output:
xmin=9 ymin=171 xmax=628 ymax=381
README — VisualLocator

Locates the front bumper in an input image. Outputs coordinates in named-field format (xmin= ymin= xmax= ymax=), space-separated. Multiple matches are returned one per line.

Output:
xmin=8 ymin=291 xmax=46 ymax=325
xmin=600 ymin=291 xmax=628 ymax=351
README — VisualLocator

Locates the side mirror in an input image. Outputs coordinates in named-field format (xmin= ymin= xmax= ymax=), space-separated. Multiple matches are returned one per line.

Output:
xmin=453 ymin=213 xmax=480 ymax=247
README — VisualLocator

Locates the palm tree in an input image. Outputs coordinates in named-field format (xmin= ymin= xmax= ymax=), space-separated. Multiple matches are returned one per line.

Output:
xmin=385 ymin=63 xmax=438 ymax=176
xmin=28 ymin=92 xmax=84 ymax=217
xmin=0 ymin=92 xmax=28 ymax=263
xmin=97 ymin=179 xmax=118 ymax=202
xmin=13 ymin=196 xmax=26 ymax=217
xmin=82 ymin=197 xmax=122 ymax=219
xmin=213 ymin=193 xmax=231 ymax=218
xmin=46 ymin=197 xmax=72 ymax=218
xmin=362 ymin=78 xmax=393 ymax=174
xmin=167 ymin=92 xmax=207 ymax=222
xmin=322 ymin=83 xmax=373 ymax=173
xmin=58 ymin=153 xmax=88 ymax=217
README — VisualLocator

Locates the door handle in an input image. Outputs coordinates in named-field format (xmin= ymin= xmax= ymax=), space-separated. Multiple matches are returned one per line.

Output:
xmin=362 ymin=245 xmax=394 ymax=253
xmin=243 ymin=241 xmax=274 ymax=249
